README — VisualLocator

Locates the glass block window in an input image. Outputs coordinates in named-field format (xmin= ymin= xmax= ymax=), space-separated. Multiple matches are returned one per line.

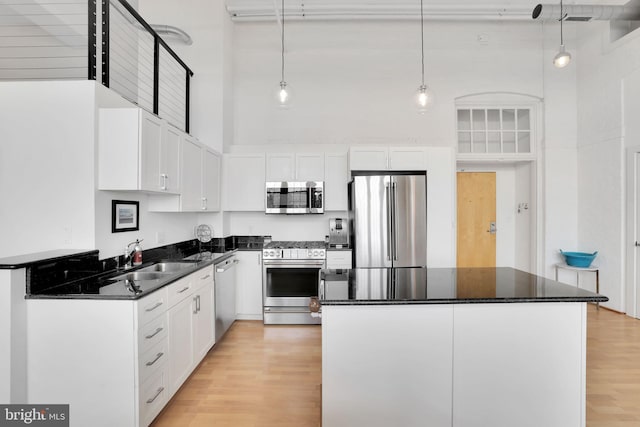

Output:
xmin=457 ymin=108 xmax=532 ymax=154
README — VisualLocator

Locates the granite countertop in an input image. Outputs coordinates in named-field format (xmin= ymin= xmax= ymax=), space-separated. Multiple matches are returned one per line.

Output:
xmin=0 ymin=249 xmax=99 ymax=270
xmin=320 ymin=267 xmax=609 ymax=305
xmin=27 ymin=250 xmax=237 ymax=301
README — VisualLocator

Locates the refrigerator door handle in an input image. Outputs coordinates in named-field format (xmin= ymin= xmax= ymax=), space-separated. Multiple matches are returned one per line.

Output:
xmin=385 ymin=182 xmax=392 ymax=261
xmin=392 ymin=181 xmax=398 ymax=261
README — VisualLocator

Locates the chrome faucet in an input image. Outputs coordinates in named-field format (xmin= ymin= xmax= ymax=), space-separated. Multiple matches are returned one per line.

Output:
xmin=124 ymin=239 xmax=143 ymax=269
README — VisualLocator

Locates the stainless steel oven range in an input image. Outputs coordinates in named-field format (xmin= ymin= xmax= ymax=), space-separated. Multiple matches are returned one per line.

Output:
xmin=262 ymin=241 xmax=326 ymax=325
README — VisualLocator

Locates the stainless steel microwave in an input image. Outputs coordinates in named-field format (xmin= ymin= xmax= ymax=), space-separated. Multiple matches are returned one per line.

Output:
xmin=265 ymin=181 xmax=324 ymax=214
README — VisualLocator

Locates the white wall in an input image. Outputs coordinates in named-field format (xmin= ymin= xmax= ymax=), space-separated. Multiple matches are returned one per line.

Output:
xmin=515 ymin=162 xmax=533 ymax=271
xmin=541 ymin=22 xmax=579 ymax=278
xmin=232 ymin=20 xmax=547 ymax=147
xmin=0 ymin=81 xmax=201 ymax=260
xmin=138 ymin=0 xmax=232 ymax=153
xmin=575 ymin=22 xmax=640 ymax=312
xmin=0 ymin=81 xmax=97 ymax=257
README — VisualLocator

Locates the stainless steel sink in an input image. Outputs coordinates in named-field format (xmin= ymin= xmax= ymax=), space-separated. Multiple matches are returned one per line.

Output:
xmin=113 ymin=271 xmax=170 ymax=281
xmin=139 ymin=262 xmax=195 ymax=273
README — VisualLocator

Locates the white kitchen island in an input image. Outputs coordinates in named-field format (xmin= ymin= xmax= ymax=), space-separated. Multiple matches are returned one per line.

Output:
xmin=319 ymin=267 xmax=607 ymax=427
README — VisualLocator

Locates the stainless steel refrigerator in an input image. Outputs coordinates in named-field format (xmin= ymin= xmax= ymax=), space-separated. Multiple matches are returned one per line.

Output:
xmin=349 ymin=172 xmax=427 ymax=268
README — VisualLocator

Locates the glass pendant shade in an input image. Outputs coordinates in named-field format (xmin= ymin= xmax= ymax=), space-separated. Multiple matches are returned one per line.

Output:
xmin=553 ymin=45 xmax=571 ymax=68
xmin=275 ymin=81 xmax=292 ymax=108
xmin=414 ymin=84 xmax=433 ymax=114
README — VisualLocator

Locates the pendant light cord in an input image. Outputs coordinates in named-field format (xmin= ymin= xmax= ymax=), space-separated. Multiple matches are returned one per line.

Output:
xmin=420 ymin=0 xmax=425 ymax=86
xmin=281 ymin=0 xmax=285 ymax=83
xmin=559 ymin=0 xmax=564 ymax=45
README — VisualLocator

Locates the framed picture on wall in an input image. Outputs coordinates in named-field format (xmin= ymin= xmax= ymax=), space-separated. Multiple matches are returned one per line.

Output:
xmin=112 ymin=200 xmax=139 ymax=233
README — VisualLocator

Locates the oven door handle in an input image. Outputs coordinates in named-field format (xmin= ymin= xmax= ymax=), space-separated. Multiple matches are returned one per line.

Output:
xmin=263 ymin=261 xmax=325 ymax=267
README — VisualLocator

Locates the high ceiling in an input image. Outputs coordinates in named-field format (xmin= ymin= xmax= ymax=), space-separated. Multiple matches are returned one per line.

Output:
xmin=225 ymin=0 xmax=635 ymax=21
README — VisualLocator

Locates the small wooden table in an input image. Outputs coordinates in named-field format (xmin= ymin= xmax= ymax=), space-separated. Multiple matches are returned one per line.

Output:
xmin=555 ymin=263 xmax=600 ymax=309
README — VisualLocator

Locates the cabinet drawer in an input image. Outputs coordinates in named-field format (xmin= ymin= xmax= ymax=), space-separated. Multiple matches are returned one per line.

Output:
xmin=167 ymin=276 xmax=194 ymax=308
xmin=326 ymin=251 xmax=352 ymax=269
xmin=139 ymin=367 xmax=168 ymax=427
xmin=139 ymin=339 xmax=168 ymax=384
xmin=138 ymin=314 xmax=168 ymax=355
xmin=137 ymin=287 xmax=169 ymax=326
xmin=193 ymin=265 xmax=214 ymax=291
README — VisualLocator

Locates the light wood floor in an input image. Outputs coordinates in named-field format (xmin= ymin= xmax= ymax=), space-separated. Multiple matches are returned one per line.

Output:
xmin=152 ymin=305 xmax=640 ymax=427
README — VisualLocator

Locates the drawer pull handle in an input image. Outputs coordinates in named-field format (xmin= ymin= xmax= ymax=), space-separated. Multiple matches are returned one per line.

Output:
xmin=146 ymin=352 xmax=164 ymax=366
xmin=200 ymin=274 xmax=211 ymax=280
xmin=177 ymin=286 xmax=190 ymax=294
xmin=145 ymin=302 xmax=163 ymax=312
xmin=146 ymin=387 xmax=165 ymax=404
xmin=145 ymin=327 xmax=163 ymax=339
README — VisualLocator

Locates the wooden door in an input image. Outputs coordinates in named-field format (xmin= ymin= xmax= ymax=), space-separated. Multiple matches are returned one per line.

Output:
xmin=457 ymin=172 xmax=496 ymax=267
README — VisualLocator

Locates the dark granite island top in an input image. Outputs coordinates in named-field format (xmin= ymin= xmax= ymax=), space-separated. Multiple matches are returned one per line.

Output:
xmin=319 ymin=267 xmax=608 ymax=305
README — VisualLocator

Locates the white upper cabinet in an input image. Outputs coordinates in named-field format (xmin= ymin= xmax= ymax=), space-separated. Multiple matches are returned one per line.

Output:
xmin=99 ymin=108 xmax=180 ymax=193
xmin=224 ymin=154 xmax=266 ymax=211
xmin=296 ymin=153 xmax=325 ymax=181
xmin=349 ymin=146 xmax=427 ymax=171
xmin=265 ymin=153 xmax=324 ymax=181
xmin=266 ymin=153 xmax=295 ymax=181
xmin=148 ymin=137 xmax=222 ymax=213
xmin=140 ymin=112 xmax=163 ymax=191
xmin=349 ymin=146 xmax=388 ymax=171
xmin=202 ymin=148 xmax=221 ymax=212
xmin=388 ymin=147 xmax=427 ymax=170
xmin=324 ymin=152 xmax=349 ymax=211
xmin=180 ymin=136 xmax=203 ymax=212
xmin=161 ymin=125 xmax=182 ymax=194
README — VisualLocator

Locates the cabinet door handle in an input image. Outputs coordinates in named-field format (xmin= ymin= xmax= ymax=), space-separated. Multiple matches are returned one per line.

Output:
xmin=145 ymin=352 xmax=164 ymax=366
xmin=177 ymin=286 xmax=190 ymax=294
xmin=193 ymin=297 xmax=198 ymax=314
xmin=145 ymin=327 xmax=163 ymax=339
xmin=160 ymin=173 xmax=168 ymax=191
xmin=200 ymin=274 xmax=211 ymax=280
xmin=146 ymin=387 xmax=165 ymax=404
xmin=202 ymin=197 xmax=207 ymax=210
xmin=197 ymin=295 xmax=201 ymax=312
xmin=145 ymin=302 xmax=163 ymax=312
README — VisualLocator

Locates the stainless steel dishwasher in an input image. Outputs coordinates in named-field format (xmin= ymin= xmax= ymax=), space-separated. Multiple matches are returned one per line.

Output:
xmin=214 ymin=255 xmax=238 ymax=342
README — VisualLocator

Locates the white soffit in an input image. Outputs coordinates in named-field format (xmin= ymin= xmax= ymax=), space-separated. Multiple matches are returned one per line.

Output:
xmin=225 ymin=0 xmax=634 ymax=22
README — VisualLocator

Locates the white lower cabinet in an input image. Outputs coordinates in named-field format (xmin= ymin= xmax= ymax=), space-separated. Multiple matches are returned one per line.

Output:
xmin=235 ymin=251 xmax=263 ymax=320
xmin=167 ymin=266 xmax=215 ymax=395
xmin=193 ymin=277 xmax=216 ymax=365
xmin=326 ymin=250 xmax=352 ymax=269
xmin=27 ymin=264 xmax=216 ymax=427
xmin=168 ymin=293 xmax=195 ymax=395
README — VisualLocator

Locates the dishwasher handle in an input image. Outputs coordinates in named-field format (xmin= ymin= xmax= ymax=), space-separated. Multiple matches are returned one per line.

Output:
xmin=216 ymin=259 xmax=238 ymax=273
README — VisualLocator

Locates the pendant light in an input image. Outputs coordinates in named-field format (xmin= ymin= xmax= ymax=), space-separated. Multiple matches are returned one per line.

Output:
xmin=414 ymin=0 xmax=432 ymax=113
xmin=275 ymin=0 xmax=292 ymax=108
xmin=553 ymin=0 xmax=571 ymax=68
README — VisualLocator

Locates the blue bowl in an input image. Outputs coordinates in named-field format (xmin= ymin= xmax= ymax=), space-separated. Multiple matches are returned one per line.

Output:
xmin=560 ymin=250 xmax=598 ymax=268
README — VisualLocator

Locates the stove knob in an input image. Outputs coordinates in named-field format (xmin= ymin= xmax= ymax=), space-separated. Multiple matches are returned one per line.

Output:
xmin=313 ymin=250 xmax=319 ymax=257
xmin=308 ymin=250 xmax=313 ymax=257
xmin=269 ymin=250 xmax=275 ymax=257
xmin=319 ymin=250 xmax=325 ymax=257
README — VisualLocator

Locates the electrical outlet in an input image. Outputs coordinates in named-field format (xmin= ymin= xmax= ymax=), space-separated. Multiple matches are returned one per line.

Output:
xmin=156 ymin=231 xmax=165 ymax=244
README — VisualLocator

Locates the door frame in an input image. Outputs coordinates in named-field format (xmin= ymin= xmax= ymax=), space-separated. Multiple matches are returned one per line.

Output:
xmin=624 ymin=146 xmax=640 ymax=318
xmin=456 ymin=161 xmax=538 ymax=272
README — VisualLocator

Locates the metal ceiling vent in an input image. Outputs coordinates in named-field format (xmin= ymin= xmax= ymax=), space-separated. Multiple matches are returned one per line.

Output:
xmin=532 ymin=3 xmax=640 ymax=22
